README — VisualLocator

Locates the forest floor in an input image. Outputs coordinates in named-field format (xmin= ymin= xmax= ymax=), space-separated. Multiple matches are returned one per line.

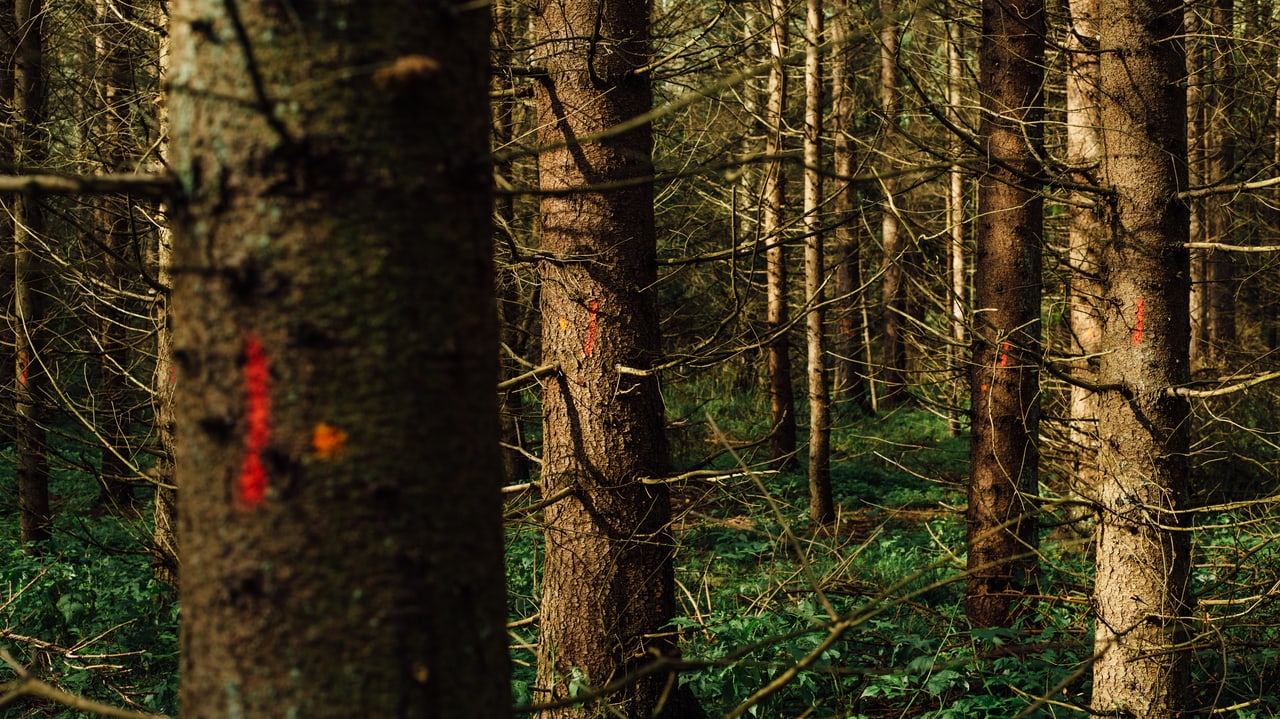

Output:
xmin=510 ymin=391 xmax=1280 ymax=718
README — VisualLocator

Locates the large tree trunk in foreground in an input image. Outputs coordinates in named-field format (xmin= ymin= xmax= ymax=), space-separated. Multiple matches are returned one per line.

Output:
xmin=965 ymin=0 xmax=1044 ymax=628
xmin=532 ymin=0 xmax=687 ymax=716
xmin=170 ymin=3 xmax=510 ymax=716
xmin=1091 ymin=0 xmax=1193 ymax=711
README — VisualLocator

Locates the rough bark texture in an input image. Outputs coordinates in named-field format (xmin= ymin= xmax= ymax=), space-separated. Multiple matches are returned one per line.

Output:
xmin=879 ymin=0 xmax=910 ymax=407
xmin=1091 ymin=0 xmax=1193 ymax=711
xmin=1066 ymin=0 xmax=1103 ymax=518
xmin=831 ymin=0 xmax=871 ymax=414
xmin=764 ymin=0 xmax=797 ymax=466
xmin=13 ymin=0 xmax=49 ymax=548
xmin=170 ymin=3 xmax=510 ymax=716
xmin=966 ymin=0 xmax=1044 ymax=628
xmin=803 ymin=0 xmax=832 ymax=526
xmin=532 ymin=0 xmax=686 ymax=716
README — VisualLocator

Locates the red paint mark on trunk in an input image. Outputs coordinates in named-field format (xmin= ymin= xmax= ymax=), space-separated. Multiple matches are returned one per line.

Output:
xmin=997 ymin=341 xmax=1011 ymax=367
xmin=1132 ymin=297 xmax=1145 ymax=346
xmin=17 ymin=350 xmax=27 ymax=386
xmin=582 ymin=298 xmax=600 ymax=357
xmin=239 ymin=334 xmax=271 ymax=508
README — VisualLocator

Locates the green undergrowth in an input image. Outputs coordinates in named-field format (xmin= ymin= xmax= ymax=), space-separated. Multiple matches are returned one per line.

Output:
xmin=0 ymin=446 xmax=179 ymax=718
xmin=508 ymin=393 xmax=1280 ymax=717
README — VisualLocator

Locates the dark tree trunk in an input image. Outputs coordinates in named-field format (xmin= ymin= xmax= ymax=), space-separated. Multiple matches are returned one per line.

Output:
xmin=878 ymin=0 xmax=912 ymax=408
xmin=831 ymin=0 xmax=871 ymax=414
xmin=1091 ymin=0 xmax=1193 ymax=710
xmin=94 ymin=0 xmax=141 ymax=512
xmin=1205 ymin=0 xmax=1235 ymax=368
xmin=1187 ymin=3 xmax=1208 ymax=368
xmin=13 ymin=0 xmax=49 ymax=549
xmin=170 ymin=2 xmax=510 ymax=716
xmin=494 ymin=0 xmax=532 ymax=486
xmin=965 ymin=0 xmax=1044 ymax=628
xmin=532 ymin=0 xmax=686 ymax=716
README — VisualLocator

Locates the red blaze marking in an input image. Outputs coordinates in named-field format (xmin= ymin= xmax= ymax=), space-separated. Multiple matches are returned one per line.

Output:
xmin=238 ymin=334 xmax=271 ymax=508
xmin=17 ymin=350 xmax=27 ymax=386
xmin=582 ymin=298 xmax=600 ymax=357
xmin=1132 ymin=297 xmax=1145 ymax=346
xmin=997 ymin=341 xmax=1010 ymax=367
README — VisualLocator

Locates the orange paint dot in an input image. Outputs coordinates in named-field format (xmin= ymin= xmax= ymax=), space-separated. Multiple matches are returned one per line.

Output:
xmin=312 ymin=422 xmax=348 ymax=460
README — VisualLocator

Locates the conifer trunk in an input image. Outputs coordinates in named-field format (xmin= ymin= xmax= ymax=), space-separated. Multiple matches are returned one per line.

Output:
xmin=966 ymin=0 xmax=1044 ymax=627
xmin=170 ymin=3 xmax=510 ymax=715
xmin=764 ymin=0 xmax=797 ymax=465
xmin=803 ymin=0 xmax=832 ymax=525
xmin=532 ymin=0 xmax=686 ymax=715
xmin=1091 ymin=0 xmax=1193 ymax=710
xmin=13 ymin=0 xmax=49 ymax=548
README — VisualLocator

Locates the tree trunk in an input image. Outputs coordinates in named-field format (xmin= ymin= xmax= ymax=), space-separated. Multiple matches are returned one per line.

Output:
xmin=94 ymin=0 xmax=141 ymax=512
xmin=13 ymin=0 xmax=49 ymax=549
xmin=151 ymin=0 xmax=177 ymax=586
xmin=803 ymin=0 xmax=833 ymax=526
xmin=169 ymin=3 xmax=511 ymax=716
xmin=494 ymin=0 xmax=532 ymax=486
xmin=532 ymin=0 xmax=687 ymax=715
xmin=1066 ymin=0 xmax=1103 ymax=518
xmin=1186 ymin=3 xmax=1208 ymax=368
xmin=764 ymin=0 xmax=797 ymax=466
xmin=831 ymin=0 xmax=870 ymax=414
xmin=1091 ymin=0 xmax=1193 ymax=710
xmin=966 ymin=0 xmax=1044 ymax=628
xmin=152 ymin=220 xmax=177 ymax=585
xmin=946 ymin=13 xmax=967 ymax=437
xmin=879 ymin=0 xmax=910 ymax=407
xmin=1205 ymin=0 xmax=1235 ymax=368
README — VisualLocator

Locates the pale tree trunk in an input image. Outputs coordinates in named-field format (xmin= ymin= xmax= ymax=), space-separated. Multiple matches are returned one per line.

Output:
xmin=170 ymin=2 xmax=511 ymax=715
xmin=1066 ymin=0 xmax=1103 ymax=515
xmin=946 ymin=12 xmax=966 ymax=437
xmin=879 ymin=0 xmax=910 ymax=407
xmin=831 ymin=0 xmax=871 ymax=414
xmin=803 ymin=0 xmax=832 ymax=526
xmin=150 ymin=0 xmax=177 ymax=586
xmin=965 ymin=0 xmax=1043 ymax=628
xmin=1091 ymin=0 xmax=1193 ymax=710
xmin=532 ymin=0 xmax=690 ymax=715
xmin=764 ymin=0 xmax=797 ymax=466
xmin=152 ymin=220 xmax=177 ymax=584
xmin=1205 ymin=0 xmax=1235 ymax=368
xmin=13 ymin=0 xmax=48 ymax=549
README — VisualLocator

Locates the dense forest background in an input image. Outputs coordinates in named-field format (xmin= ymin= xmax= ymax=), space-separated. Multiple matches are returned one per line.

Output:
xmin=0 ymin=0 xmax=1274 ymax=717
